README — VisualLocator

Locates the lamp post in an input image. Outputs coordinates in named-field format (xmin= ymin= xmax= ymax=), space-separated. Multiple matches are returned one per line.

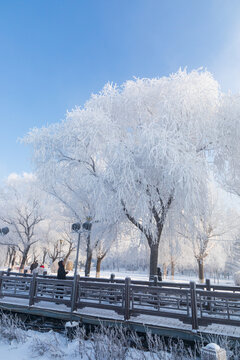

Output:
xmin=70 ymin=221 xmax=91 ymax=319
xmin=59 ymin=239 xmax=64 ymax=260
xmin=0 ymin=227 xmax=10 ymax=270
xmin=84 ymin=219 xmax=92 ymax=277
xmin=71 ymin=222 xmax=81 ymax=278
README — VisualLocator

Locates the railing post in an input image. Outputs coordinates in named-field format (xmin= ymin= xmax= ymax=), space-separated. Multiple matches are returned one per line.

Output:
xmin=124 ymin=277 xmax=131 ymax=321
xmin=24 ymin=269 xmax=28 ymax=277
xmin=149 ymin=274 xmax=154 ymax=281
xmin=7 ymin=268 xmax=11 ymax=276
xmin=0 ymin=271 xmax=4 ymax=298
xmin=43 ymin=271 xmax=47 ymax=277
xmin=153 ymin=275 xmax=158 ymax=286
xmin=206 ymin=278 xmax=211 ymax=311
xmin=201 ymin=343 xmax=226 ymax=360
xmin=71 ymin=274 xmax=80 ymax=313
xmin=29 ymin=272 xmax=37 ymax=306
xmin=109 ymin=273 xmax=115 ymax=303
xmin=190 ymin=281 xmax=198 ymax=330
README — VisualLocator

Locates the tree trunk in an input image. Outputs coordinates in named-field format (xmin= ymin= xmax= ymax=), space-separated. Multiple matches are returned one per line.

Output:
xmin=149 ymin=243 xmax=159 ymax=278
xmin=85 ymin=234 xmax=92 ymax=277
xmin=11 ymin=247 xmax=16 ymax=268
xmin=197 ymin=258 xmax=204 ymax=283
xmin=20 ymin=246 xmax=30 ymax=271
xmin=171 ymin=259 xmax=175 ymax=280
xmin=95 ymin=251 xmax=107 ymax=278
xmin=5 ymin=246 xmax=10 ymax=267
xmin=42 ymin=250 xmax=47 ymax=264
xmin=96 ymin=257 xmax=102 ymax=278
xmin=163 ymin=263 xmax=167 ymax=279
xmin=63 ymin=246 xmax=73 ymax=265
xmin=85 ymin=248 xmax=92 ymax=277
xmin=8 ymin=249 xmax=13 ymax=269
xmin=8 ymin=247 xmax=16 ymax=269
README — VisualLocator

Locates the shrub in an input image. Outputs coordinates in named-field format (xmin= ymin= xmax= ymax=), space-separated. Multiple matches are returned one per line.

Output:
xmin=0 ymin=312 xmax=27 ymax=343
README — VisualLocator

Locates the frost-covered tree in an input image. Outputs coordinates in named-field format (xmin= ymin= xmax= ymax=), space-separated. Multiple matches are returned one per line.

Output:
xmin=91 ymin=222 xmax=118 ymax=277
xmin=179 ymin=189 xmax=234 ymax=283
xmin=25 ymin=69 xmax=221 ymax=276
xmin=0 ymin=173 xmax=45 ymax=270
xmin=215 ymin=94 xmax=240 ymax=194
xmin=24 ymin=124 xmax=118 ymax=276
xmin=226 ymin=236 xmax=240 ymax=274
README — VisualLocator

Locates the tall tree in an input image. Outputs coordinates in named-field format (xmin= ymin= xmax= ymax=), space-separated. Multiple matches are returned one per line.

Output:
xmin=25 ymin=69 xmax=221 ymax=276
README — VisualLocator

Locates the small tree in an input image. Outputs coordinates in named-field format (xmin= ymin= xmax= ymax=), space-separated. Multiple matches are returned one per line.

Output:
xmin=0 ymin=174 xmax=45 ymax=270
xmin=179 ymin=194 xmax=233 ymax=283
xmin=226 ymin=236 xmax=240 ymax=274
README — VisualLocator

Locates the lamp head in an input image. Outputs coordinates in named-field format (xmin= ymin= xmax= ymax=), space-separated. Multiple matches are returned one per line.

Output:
xmin=71 ymin=223 xmax=81 ymax=232
xmin=1 ymin=227 xmax=9 ymax=235
xmin=82 ymin=221 xmax=92 ymax=231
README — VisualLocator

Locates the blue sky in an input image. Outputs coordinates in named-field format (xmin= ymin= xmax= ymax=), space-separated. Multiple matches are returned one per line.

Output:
xmin=0 ymin=0 xmax=240 ymax=180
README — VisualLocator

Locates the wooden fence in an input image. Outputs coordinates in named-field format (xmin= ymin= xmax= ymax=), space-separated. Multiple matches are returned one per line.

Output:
xmin=0 ymin=270 xmax=240 ymax=330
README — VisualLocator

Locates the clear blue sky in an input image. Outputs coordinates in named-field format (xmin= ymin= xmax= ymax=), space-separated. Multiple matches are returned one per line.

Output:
xmin=0 ymin=0 xmax=240 ymax=180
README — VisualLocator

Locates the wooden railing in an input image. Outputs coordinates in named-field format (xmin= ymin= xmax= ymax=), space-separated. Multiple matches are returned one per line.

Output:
xmin=0 ymin=271 xmax=240 ymax=330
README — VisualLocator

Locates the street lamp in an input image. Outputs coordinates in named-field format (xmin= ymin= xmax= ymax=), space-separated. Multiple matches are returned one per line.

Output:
xmin=0 ymin=227 xmax=9 ymax=236
xmin=71 ymin=221 xmax=92 ymax=277
xmin=71 ymin=222 xmax=81 ymax=278
xmin=59 ymin=239 xmax=64 ymax=260
xmin=71 ymin=220 xmax=92 ymax=318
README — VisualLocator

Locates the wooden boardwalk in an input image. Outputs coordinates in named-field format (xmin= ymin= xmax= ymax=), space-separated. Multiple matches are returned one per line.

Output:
xmin=0 ymin=271 xmax=240 ymax=341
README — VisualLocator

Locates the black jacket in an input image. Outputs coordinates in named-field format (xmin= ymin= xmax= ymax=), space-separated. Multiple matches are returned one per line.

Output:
xmin=57 ymin=262 xmax=68 ymax=280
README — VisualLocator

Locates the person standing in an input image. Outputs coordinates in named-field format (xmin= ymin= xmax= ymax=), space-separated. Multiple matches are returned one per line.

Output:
xmin=38 ymin=264 xmax=45 ymax=275
xmin=157 ymin=267 xmax=162 ymax=281
xmin=56 ymin=260 xmax=68 ymax=300
xmin=30 ymin=260 xmax=38 ymax=273
xmin=57 ymin=260 xmax=68 ymax=280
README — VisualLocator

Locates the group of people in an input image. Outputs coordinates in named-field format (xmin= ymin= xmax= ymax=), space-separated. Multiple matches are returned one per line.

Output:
xmin=30 ymin=260 xmax=68 ymax=280
xmin=30 ymin=260 xmax=68 ymax=301
xmin=30 ymin=261 xmax=45 ymax=275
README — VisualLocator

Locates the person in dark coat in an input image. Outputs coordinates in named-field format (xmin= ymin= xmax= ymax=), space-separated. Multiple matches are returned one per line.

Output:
xmin=56 ymin=261 xmax=68 ymax=300
xmin=30 ymin=260 xmax=38 ymax=273
xmin=57 ymin=260 xmax=68 ymax=279
xmin=157 ymin=267 xmax=162 ymax=281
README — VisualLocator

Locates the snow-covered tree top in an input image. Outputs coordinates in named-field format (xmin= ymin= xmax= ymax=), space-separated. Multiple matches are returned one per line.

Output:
xmin=24 ymin=69 xmax=222 ymax=243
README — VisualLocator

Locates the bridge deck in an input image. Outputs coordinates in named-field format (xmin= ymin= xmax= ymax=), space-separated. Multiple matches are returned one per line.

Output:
xmin=1 ymin=296 xmax=239 ymax=342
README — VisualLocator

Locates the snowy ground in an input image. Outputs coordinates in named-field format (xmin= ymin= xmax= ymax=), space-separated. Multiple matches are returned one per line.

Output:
xmin=0 ymin=268 xmax=237 ymax=359
xmin=0 ymin=320 xmax=237 ymax=360
xmin=88 ymin=269 xmax=235 ymax=286
xmin=0 ymin=324 xmax=194 ymax=360
xmin=2 ymin=266 xmax=234 ymax=286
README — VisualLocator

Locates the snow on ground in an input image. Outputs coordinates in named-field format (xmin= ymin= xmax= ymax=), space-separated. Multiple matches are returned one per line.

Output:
xmin=88 ymin=269 xmax=234 ymax=286
xmin=1 ymin=266 xmax=234 ymax=286
xmin=0 ymin=327 xmax=174 ymax=360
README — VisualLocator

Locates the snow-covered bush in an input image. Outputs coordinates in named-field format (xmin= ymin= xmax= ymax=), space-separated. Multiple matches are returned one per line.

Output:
xmin=0 ymin=312 xmax=27 ymax=343
xmin=2 ymin=313 xmax=240 ymax=360
xmin=129 ymin=331 xmax=198 ymax=360
xmin=31 ymin=330 xmax=66 ymax=358
xmin=90 ymin=324 xmax=129 ymax=360
xmin=233 ymin=271 xmax=240 ymax=285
